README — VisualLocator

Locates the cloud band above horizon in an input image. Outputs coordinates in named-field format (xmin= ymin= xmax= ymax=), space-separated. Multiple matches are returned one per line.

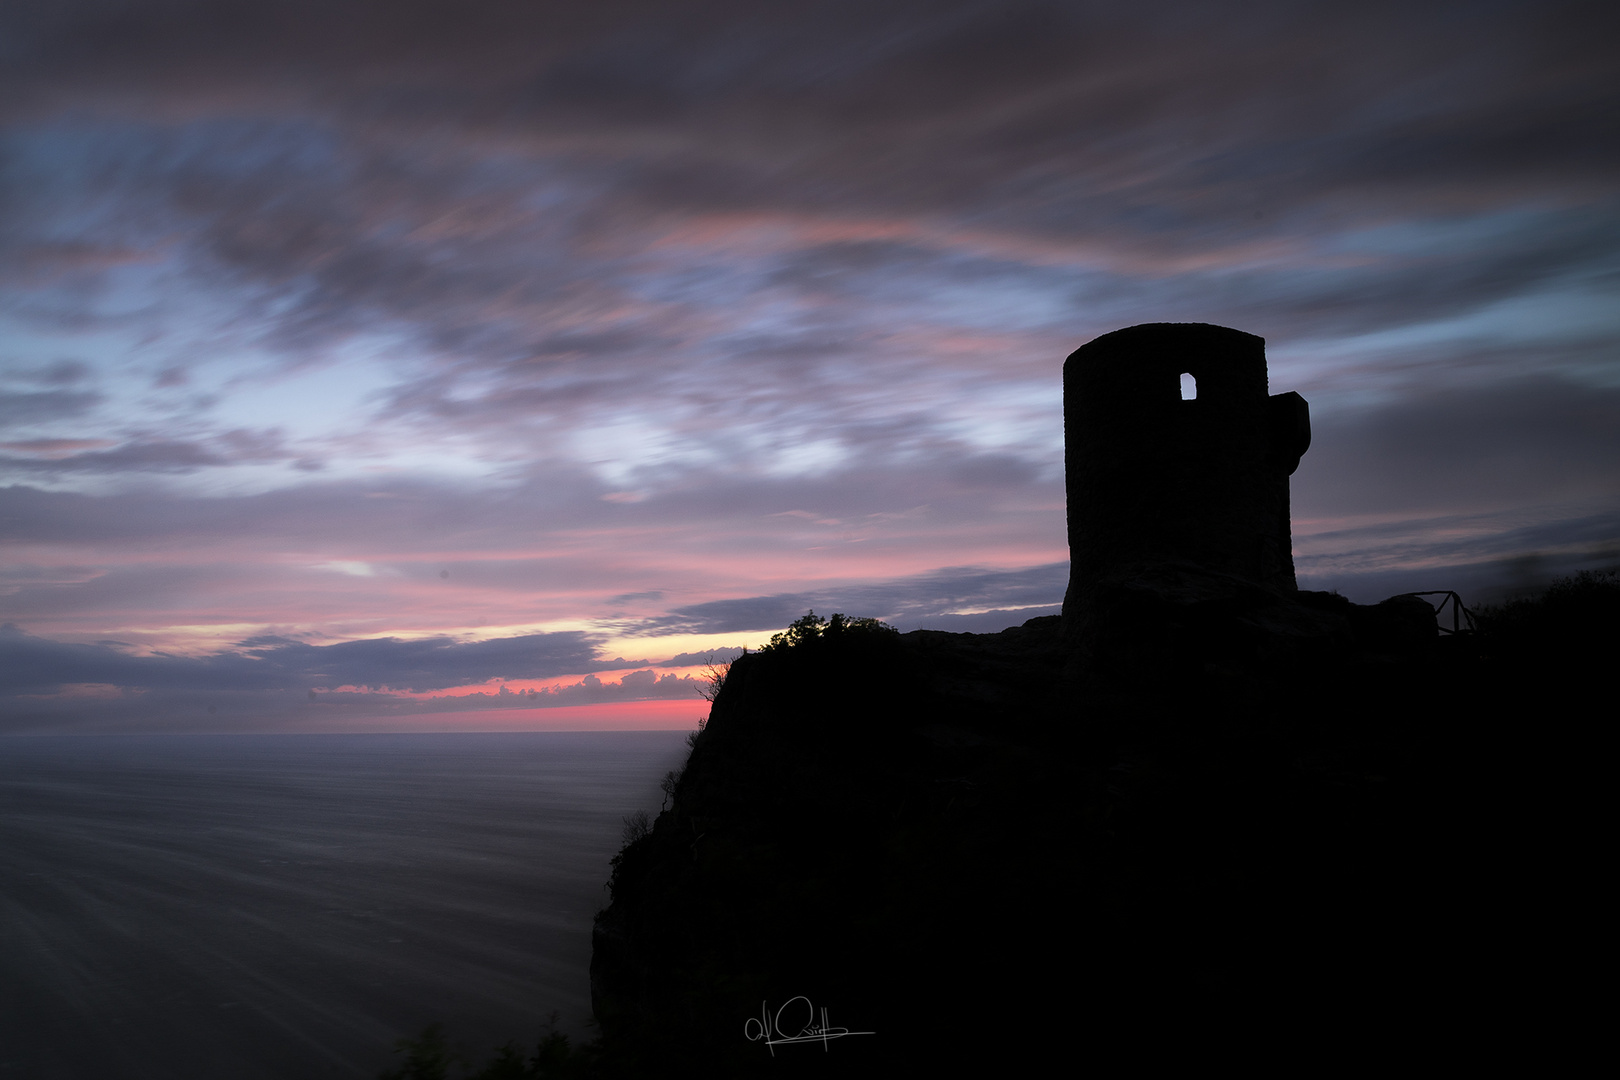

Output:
xmin=2 ymin=1 xmax=1616 ymax=730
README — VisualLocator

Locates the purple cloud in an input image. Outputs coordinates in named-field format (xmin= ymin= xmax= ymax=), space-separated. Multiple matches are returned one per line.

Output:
xmin=2 ymin=1 xmax=1616 ymax=728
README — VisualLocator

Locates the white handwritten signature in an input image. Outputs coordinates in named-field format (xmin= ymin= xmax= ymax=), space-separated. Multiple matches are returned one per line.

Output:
xmin=743 ymin=996 xmax=874 ymax=1054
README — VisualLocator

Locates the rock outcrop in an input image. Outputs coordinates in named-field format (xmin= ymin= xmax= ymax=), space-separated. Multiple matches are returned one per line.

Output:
xmin=586 ymin=325 xmax=1501 ymax=1074
xmin=590 ymin=620 xmax=1072 ymax=1076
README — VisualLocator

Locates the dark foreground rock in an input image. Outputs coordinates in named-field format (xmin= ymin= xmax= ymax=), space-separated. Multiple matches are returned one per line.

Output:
xmin=585 ymin=572 xmax=1557 ymax=1075
xmin=591 ymin=618 xmax=1068 ymax=1077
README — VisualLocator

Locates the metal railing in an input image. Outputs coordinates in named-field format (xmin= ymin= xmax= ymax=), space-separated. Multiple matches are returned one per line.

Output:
xmin=1399 ymin=590 xmax=1477 ymax=635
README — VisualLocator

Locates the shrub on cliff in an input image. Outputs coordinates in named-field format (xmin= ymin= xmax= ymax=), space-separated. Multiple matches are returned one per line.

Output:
xmin=759 ymin=610 xmax=896 ymax=652
xmin=1474 ymin=569 xmax=1619 ymax=674
xmin=378 ymin=1016 xmax=595 ymax=1080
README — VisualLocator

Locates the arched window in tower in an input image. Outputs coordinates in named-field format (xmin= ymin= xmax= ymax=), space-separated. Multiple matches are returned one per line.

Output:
xmin=1180 ymin=372 xmax=1197 ymax=400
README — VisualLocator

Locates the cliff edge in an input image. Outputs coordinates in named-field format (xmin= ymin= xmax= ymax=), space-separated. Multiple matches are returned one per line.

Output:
xmin=583 ymin=323 xmax=1605 ymax=1073
xmin=588 ymin=587 xmax=1478 ymax=1074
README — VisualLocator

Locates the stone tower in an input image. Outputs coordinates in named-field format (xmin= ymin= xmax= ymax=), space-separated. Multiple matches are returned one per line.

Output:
xmin=1063 ymin=323 xmax=1311 ymax=611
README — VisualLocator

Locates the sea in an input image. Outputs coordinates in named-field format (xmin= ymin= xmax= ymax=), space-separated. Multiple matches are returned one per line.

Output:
xmin=0 ymin=731 xmax=689 ymax=1079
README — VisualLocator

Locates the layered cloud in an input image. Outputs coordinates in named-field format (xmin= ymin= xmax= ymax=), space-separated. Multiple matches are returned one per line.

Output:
xmin=0 ymin=623 xmax=615 ymax=695
xmin=1 ymin=1 xmax=1615 ymax=728
xmin=624 ymin=562 xmax=1067 ymax=637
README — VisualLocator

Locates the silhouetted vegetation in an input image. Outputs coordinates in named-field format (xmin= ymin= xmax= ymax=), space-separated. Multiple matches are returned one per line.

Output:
xmin=1475 ymin=569 xmax=1618 ymax=665
xmin=758 ymin=609 xmax=897 ymax=652
xmin=695 ymin=654 xmax=729 ymax=703
xmin=378 ymin=1016 xmax=596 ymax=1080
xmin=618 ymin=809 xmax=649 ymax=847
xmin=657 ymin=768 xmax=680 ymax=811
xmin=378 ymin=1023 xmax=455 ymax=1080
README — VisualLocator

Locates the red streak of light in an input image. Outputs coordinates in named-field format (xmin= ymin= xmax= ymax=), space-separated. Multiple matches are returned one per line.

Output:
xmin=346 ymin=698 xmax=709 ymax=732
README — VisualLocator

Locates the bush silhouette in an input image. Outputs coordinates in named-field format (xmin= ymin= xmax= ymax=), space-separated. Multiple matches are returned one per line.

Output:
xmin=759 ymin=610 xmax=896 ymax=652
xmin=378 ymin=1015 xmax=594 ymax=1080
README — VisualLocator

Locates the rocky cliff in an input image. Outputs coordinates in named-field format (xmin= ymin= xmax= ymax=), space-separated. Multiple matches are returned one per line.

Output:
xmin=587 ymin=578 xmax=1493 ymax=1074
xmin=580 ymin=322 xmax=1604 ymax=1073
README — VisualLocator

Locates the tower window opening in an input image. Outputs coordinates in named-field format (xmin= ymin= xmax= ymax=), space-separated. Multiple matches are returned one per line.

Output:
xmin=1180 ymin=372 xmax=1197 ymax=400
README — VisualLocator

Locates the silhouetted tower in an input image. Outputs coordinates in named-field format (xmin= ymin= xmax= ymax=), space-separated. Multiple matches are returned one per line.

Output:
xmin=1064 ymin=323 xmax=1311 ymax=605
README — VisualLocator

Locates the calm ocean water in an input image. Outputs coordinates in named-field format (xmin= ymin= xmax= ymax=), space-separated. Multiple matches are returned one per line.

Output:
xmin=0 ymin=731 xmax=689 ymax=1079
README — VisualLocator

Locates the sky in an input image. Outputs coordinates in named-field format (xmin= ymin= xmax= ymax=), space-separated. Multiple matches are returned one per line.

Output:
xmin=2 ymin=0 xmax=1616 ymax=732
